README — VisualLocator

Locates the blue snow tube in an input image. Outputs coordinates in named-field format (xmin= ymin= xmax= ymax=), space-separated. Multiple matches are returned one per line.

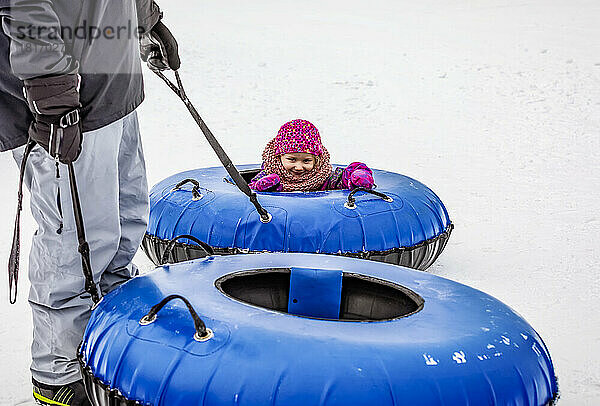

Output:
xmin=79 ymin=253 xmax=558 ymax=406
xmin=141 ymin=165 xmax=453 ymax=270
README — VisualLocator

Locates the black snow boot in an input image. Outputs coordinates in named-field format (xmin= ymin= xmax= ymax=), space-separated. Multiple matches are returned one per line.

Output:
xmin=32 ymin=378 xmax=91 ymax=406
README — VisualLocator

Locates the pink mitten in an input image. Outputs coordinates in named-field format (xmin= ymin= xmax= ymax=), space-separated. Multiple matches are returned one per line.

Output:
xmin=251 ymin=173 xmax=282 ymax=192
xmin=349 ymin=169 xmax=374 ymax=189
xmin=342 ymin=162 xmax=374 ymax=189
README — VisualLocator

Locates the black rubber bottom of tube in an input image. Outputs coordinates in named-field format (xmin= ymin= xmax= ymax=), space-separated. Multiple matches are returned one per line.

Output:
xmin=79 ymin=360 xmax=141 ymax=405
xmin=141 ymin=224 xmax=454 ymax=271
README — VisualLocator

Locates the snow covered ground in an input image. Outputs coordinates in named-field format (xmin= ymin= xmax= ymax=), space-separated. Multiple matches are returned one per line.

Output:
xmin=1 ymin=0 xmax=599 ymax=404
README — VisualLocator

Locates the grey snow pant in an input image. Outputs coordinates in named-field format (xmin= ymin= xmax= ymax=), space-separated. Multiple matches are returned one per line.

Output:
xmin=12 ymin=111 xmax=149 ymax=386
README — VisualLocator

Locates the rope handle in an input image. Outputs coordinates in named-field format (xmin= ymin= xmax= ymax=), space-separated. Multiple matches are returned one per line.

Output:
xmin=345 ymin=187 xmax=393 ymax=210
xmin=172 ymin=178 xmax=202 ymax=200
xmin=161 ymin=234 xmax=214 ymax=264
xmin=9 ymin=140 xmax=101 ymax=304
xmin=8 ymin=140 xmax=35 ymax=304
xmin=153 ymin=70 xmax=271 ymax=223
xmin=67 ymin=163 xmax=101 ymax=304
xmin=139 ymin=294 xmax=213 ymax=342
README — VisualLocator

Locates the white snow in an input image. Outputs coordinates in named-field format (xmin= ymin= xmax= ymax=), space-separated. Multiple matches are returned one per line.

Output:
xmin=1 ymin=0 xmax=599 ymax=404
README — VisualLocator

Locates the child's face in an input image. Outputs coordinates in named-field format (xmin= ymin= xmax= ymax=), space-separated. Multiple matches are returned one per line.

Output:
xmin=280 ymin=153 xmax=316 ymax=178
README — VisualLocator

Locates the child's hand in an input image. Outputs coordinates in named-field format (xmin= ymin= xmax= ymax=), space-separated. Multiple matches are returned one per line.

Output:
xmin=342 ymin=162 xmax=374 ymax=190
xmin=252 ymin=174 xmax=282 ymax=192
xmin=349 ymin=169 xmax=375 ymax=190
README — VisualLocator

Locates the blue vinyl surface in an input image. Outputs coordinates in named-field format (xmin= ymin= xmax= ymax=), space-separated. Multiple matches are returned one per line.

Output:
xmin=287 ymin=267 xmax=342 ymax=319
xmin=80 ymin=253 xmax=558 ymax=406
xmin=146 ymin=165 xmax=452 ymax=254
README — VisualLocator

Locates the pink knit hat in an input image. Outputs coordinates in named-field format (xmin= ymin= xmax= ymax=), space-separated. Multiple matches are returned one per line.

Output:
xmin=262 ymin=119 xmax=333 ymax=192
xmin=273 ymin=119 xmax=325 ymax=156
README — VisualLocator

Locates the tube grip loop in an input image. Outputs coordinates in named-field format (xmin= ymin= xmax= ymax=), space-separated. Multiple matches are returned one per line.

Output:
xmin=172 ymin=178 xmax=202 ymax=200
xmin=345 ymin=187 xmax=393 ymax=209
xmin=140 ymin=294 xmax=210 ymax=340
xmin=161 ymin=234 xmax=214 ymax=264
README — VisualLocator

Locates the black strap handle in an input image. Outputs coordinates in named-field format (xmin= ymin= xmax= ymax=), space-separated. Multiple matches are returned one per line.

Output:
xmin=172 ymin=178 xmax=202 ymax=200
xmin=67 ymin=163 xmax=101 ymax=304
xmin=345 ymin=187 xmax=393 ymax=209
xmin=140 ymin=294 xmax=210 ymax=341
xmin=161 ymin=234 xmax=214 ymax=264
xmin=8 ymin=141 xmax=100 ymax=305
xmin=154 ymin=70 xmax=271 ymax=223
xmin=8 ymin=140 xmax=35 ymax=304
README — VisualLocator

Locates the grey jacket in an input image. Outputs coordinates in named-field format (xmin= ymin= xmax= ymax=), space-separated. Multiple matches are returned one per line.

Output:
xmin=0 ymin=0 xmax=161 ymax=151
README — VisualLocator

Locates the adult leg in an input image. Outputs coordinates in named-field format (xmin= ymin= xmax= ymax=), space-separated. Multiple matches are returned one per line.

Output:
xmin=13 ymin=116 xmax=129 ymax=386
xmin=100 ymin=111 xmax=149 ymax=294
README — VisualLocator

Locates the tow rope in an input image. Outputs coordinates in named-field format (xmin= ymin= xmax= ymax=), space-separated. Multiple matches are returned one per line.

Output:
xmin=8 ymin=69 xmax=270 ymax=304
xmin=8 ymin=141 xmax=101 ymax=304
xmin=153 ymin=70 xmax=271 ymax=223
xmin=8 ymin=140 xmax=35 ymax=304
xmin=66 ymin=163 xmax=101 ymax=304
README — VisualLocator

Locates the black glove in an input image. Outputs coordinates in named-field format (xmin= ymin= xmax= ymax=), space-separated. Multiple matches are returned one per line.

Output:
xmin=24 ymin=74 xmax=83 ymax=164
xmin=140 ymin=20 xmax=181 ymax=71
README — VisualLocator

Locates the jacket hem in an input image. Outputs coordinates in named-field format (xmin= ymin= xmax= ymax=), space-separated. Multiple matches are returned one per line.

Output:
xmin=81 ymin=90 xmax=145 ymax=133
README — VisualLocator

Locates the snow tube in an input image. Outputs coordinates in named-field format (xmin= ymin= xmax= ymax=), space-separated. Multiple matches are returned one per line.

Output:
xmin=79 ymin=253 xmax=558 ymax=406
xmin=141 ymin=165 xmax=453 ymax=270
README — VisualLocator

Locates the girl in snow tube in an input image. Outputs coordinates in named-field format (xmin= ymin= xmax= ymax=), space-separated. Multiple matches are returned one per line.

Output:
xmin=142 ymin=120 xmax=452 ymax=270
xmin=248 ymin=119 xmax=376 ymax=193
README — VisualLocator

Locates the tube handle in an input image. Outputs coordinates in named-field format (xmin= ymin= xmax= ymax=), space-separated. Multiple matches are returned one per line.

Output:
xmin=154 ymin=70 xmax=271 ymax=223
xmin=345 ymin=187 xmax=393 ymax=209
xmin=172 ymin=178 xmax=202 ymax=201
xmin=139 ymin=294 xmax=213 ymax=342
xmin=161 ymin=234 xmax=214 ymax=264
